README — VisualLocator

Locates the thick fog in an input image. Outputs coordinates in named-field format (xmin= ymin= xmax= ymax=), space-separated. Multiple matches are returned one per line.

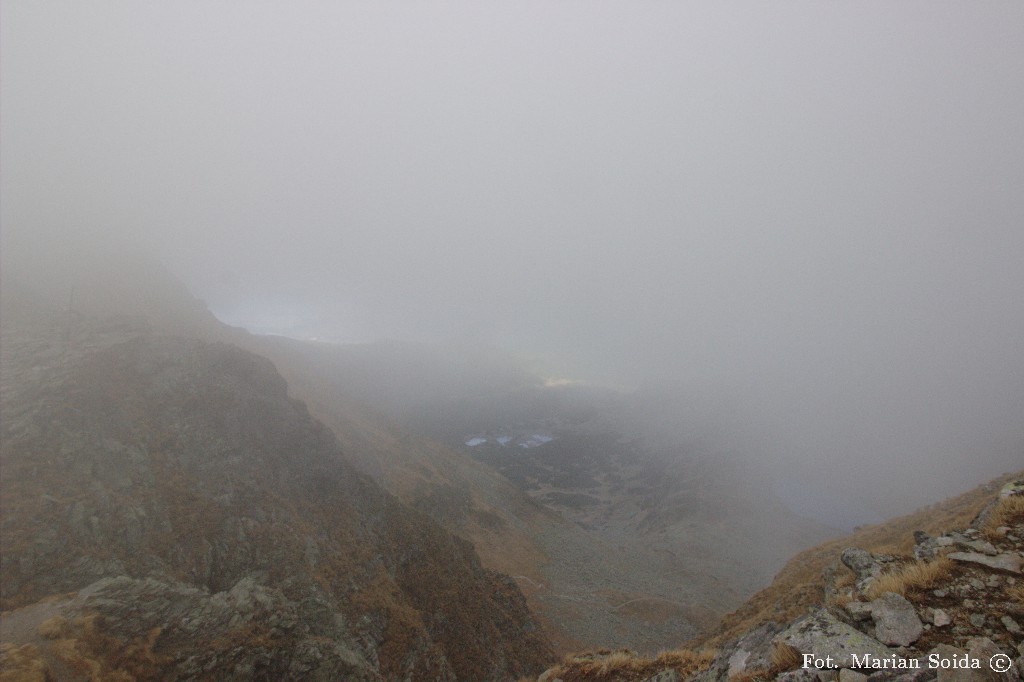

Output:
xmin=3 ymin=2 xmax=1023 ymax=515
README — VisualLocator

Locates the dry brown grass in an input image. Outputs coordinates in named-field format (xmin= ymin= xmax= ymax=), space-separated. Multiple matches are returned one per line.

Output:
xmin=0 ymin=643 xmax=49 ymax=682
xmin=832 ymin=594 xmax=853 ymax=609
xmin=729 ymin=669 xmax=772 ymax=682
xmin=33 ymin=613 xmax=159 ymax=682
xmin=834 ymin=572 xmax=855 ymax=590
xmin=590 ymin=650 xmax=636 ymax=675
xmin=1008 ymin=584 xmax=1024 ymax=606
xmin=982 ymin=495 xmax=1024 ymax=541
xmin=864 ymin=557 xmax=955 ymax=600
xmin=548 ymin=647 xmax=715 ymax=682
xmin=36 ymin=614 xmax=68 ymax=639
xmin=49 ymin=637 xmax=103 ymax=679
xmin=769 ymin=642 xmax=803 ymax=673
xmin=653 ymin=648 xmax=716 ymax=674
xmin=830 ymin=572 xmax=856 ymax=608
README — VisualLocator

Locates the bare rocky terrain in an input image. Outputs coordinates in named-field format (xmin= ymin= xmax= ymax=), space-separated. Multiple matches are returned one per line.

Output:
xmin=0 ymin=305 xmax=551 ymax=680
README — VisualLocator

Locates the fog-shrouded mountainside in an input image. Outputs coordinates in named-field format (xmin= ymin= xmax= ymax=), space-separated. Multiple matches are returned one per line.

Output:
xmin=253 ymin=331 xmax=841 ymax=620
xmin=2 ymin=254 xmax=840 ymax=655
xmin=5 ymin=2 xmax=1024 ymax=678
xmin=0 ymin=286 xmax=552 ymax=679
xmin=7 ymin=252 xmax=1022 ymax=682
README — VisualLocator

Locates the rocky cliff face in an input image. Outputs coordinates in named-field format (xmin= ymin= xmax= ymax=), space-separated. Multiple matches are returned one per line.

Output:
xmin=0 ymin=312 xmax=551 ymax=680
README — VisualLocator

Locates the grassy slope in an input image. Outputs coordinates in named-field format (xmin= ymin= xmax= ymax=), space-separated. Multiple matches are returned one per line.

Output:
xmin=689 ymin=469 xmax=1023 ymax=649
xmin=540 ymin=469 xmax=1022 ymax=682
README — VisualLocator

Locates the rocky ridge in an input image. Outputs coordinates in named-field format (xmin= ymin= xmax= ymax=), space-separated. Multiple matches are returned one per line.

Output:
xmin=532 ymin=478 xmax=1024 ymax=682
xmin=0 ymin=312 xmax=552 ymax=680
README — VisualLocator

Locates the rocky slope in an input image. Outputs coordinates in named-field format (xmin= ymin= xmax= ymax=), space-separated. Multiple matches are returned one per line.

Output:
xmin=530 ymin=475 xmax=1024 ymax=682
xmin=0 ymin=309 xmax=551 ymax=680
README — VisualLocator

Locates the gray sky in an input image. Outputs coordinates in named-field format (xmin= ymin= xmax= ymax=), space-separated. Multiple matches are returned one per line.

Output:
xmin=3 ymin=2 xmax=1023 ymax=511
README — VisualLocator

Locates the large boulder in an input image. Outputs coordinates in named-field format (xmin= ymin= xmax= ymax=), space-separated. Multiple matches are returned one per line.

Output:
xmin=776 ymin=609 xmax=895 ymax=670
xmin=703 ymin=621 xmax=784 ymax=682
xmin=869 ymin=593 xmax=923 ymax=647
xmin=947 ymin=553 xmax=1022 ymax=574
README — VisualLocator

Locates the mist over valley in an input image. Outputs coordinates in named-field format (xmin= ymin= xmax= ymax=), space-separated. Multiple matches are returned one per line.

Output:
xmin=2 ymin=2 xmax=1023 ymax=680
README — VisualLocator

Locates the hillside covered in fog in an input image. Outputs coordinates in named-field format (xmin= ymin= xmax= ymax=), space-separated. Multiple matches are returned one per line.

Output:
xmin=4 ymin=1 xmax=1023 ymax=522
xmin=3 ymin=1 xmax=1024 ymax=680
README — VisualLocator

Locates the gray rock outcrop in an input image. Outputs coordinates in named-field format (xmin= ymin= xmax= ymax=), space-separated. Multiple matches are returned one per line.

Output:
xmin=948 ymin=552 xmax=1022 ymax=574
xmin=843 ymin=548 xmax=884 ymax=591
xmin=776 ymin=609 xmax=895 ymax=669
xmin=703 ymin=621 xmax=784 ymax=682
xmin=70 ymin=575 xmax=379 ymax=681
xmin=869 ymin=592 xmax=924 ymax=647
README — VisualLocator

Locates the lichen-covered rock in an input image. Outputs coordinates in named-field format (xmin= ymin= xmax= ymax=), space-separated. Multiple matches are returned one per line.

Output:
xmin=843 ymin=549 xmax=884 ymax=591
xmin=846 ymin=601 xmax=874 ymax=622
xmin=869 ymin=592 xmax=923 ymax=647
xmin=947 ymin=552 xmax=1022 ymax=574
xmin=69 ymin=575 xmax=379 ymax=681
xmin=840 ymin=669 xmax=869 ymax=682
xmin=777 ymin=609 xmax=895 ymax=669
xmin=702 ymin=621 xmax=784 ymax=682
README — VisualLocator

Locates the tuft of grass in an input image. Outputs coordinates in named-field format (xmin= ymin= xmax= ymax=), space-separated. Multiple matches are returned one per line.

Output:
xmin=653 ymin=648 xmax=716 ymax=676
xmin=37 ymin=615 xmax=69 ymax=639
xmin=864 ymin=557 xmax=954 ymax=600
xmin=834 ymin=572 xmax=855 ymax=590
xmin=729 ymin=669 xmax=772 ymax=682
xmin=595 ymin=650 xmax=636 ymax=675
xmin=0 ymin=643 xmax=50 ymax=682
xmin=769 ymin=642 xmax=803 ymax=673
xmin=832 ymin=592 xmax=854 ymax=609
xmin=549 ymin=647 xmax=715 ymax=682
xmin=982 ymin=495 xmax=1024 ymax=541
xmin=36 ymin=613 xmax=159 ymax=682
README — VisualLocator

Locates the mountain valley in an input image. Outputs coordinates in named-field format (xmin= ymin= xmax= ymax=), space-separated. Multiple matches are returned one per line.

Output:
xmin=1 ymin=260 xmax=1020 ymax=681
